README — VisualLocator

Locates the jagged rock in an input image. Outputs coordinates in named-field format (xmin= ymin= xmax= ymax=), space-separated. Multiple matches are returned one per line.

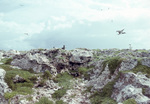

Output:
xmin=87 ymin=64 xmax=116 ymax=90
xmin=70 ymin=48 xmax=93 ymax=64
xmin=141 ymin=58 xmax=150 ymax=67
xmin=111 ymin=72 xmax=150 ymax=104
xmin=118 ymin=59 xmax=138 ymax=71
xmin=11 ymin=53 xmax=57 ymax=74
xmin=13 ymin=75 xmax=25 ymax=83
xmin=3 ymin=49 xmax=20 ymax=58
xmin=0 ymin=68 xmax=11 ymax=104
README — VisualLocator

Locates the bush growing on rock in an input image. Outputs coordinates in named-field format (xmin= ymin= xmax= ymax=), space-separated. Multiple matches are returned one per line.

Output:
xmin=102 ymin=56 xmax=122 ymax=76
xmin=2 ymin=65 xmax=37 ymax=100
xmin=43 ymin=70 xmax=52 ymax=80
xmin=55 ymin=100 xmax=66 ymax=104
xmin=52 ymin=88 xmax=67 ymax=99
xmin=35 ymin=97 xmax=54 ymax=104
xmin=53 ymin=72 xmax=73 ymax=89
xmin=122 ymin=98 xmax=137 ymax=104
xmin=90 ymin=74 xmax=120 ymax=104
xmin=0 ymin=58 xmax=13 ymax=65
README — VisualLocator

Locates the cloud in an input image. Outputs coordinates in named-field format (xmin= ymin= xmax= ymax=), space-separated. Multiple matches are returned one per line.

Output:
xmin=0 ymin=0 xmax=150 ymax=50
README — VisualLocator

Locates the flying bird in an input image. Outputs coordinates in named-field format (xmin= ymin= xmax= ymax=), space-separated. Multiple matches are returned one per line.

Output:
xmin=116 ymin=29 xmax=126 ymax=35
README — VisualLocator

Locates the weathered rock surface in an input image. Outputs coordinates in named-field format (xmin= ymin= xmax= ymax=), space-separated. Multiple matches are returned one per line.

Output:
xmin=2 ymin=48 xmax=150 ymax=104
xmin=111 ymin=72 xmax=150 ymax=104
xmin=0 ymin=68 xmax=11 ymax=104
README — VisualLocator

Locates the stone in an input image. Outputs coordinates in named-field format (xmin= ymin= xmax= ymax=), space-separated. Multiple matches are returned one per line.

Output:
xmin=13 ymin=75 xmax=25 ymax=83
xmin=0 ymin=68 xmax=11 ymax=104
xmin=69 ymin=48 xmax=93 ymax=64
xmin=111 ymin=72 xmax=150 ymax=104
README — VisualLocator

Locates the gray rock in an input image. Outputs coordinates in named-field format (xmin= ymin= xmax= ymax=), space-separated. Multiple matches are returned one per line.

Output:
xmin=70 ymin=49 xmax=93 ymax=64
xmin=111 ymin=72 xmax=150 ymax=104
xmin=0 ymin=68 xmax=11 ymax=104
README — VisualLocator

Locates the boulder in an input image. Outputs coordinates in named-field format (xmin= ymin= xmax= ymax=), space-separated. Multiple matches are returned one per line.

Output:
xmin=11 ymin=53 xmax=57 ymax=74
xmin=111 ymin=72 xmax=150 ymax=104
xmin=141 ymin=58 xmax=150 ymax=67
xmin=13 ymin=75 xmax=26 ymax=83
xmin=69 ymin=48 xmax=93 ymax=64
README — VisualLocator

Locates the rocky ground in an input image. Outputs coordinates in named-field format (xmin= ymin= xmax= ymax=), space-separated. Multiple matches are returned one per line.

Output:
xmin=0 ymin=48 xmax=150 ymax=104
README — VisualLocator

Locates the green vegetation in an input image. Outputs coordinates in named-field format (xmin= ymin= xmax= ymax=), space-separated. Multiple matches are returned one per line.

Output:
xmin=52 ymin=88 xmax=67 ymax=99
xmin=38 ymin=48 xmax=45 ymax=51
xmin=54 ymin=72 xmax=73 ymax=89
xmin=142 ymin=88 xmax=146 ymax=95
xmin=0 ymin=64 xmax=37 ymax=100
xmin=90 ymin=74 xmax=120 ymax=104
xmin=90 ymin=97 xmax=117 ymax=104
xmin=101 ymin=57 xmax=123 ymax=77
xmin=4 ymin=87 xmax=33 ymax=100
xmin=123 ymin=64 xmax=150 ymax=77
xmin=42 ymin=70 xmax=52 ymax=80
xmin=55 ymin=100 xmax=67 ymax=104
xmin=35 ymin=97 xmax=54 ymax=104
xmin=26 ymin=96 xmax=33 ymax=101
xmin=55 ymin=100 xmax=66 ymax=104
xmin=53 ymin=72 xmax=73 ymax=99
xmin=122 ymin=98 xmax=137 ymax=104
xmin=0 ymin=58 xmax=13 ymax=65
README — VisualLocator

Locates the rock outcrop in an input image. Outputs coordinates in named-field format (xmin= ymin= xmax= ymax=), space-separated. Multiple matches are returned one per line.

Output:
xmin=111 ymin=72 xmax=150 ymax=104
xmin=1 ymin=48 xmax=150 ymax=104
xmin=0 ymin=68 xmax=11 ymax=104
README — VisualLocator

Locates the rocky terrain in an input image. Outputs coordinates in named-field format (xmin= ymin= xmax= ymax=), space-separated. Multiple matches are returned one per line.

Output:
xmin=0 ymin=48 xmax=150 ymax=104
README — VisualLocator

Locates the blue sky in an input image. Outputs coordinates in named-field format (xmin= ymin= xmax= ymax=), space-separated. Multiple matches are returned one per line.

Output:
xmin=0 ymin=0 xmax=150 ymax=50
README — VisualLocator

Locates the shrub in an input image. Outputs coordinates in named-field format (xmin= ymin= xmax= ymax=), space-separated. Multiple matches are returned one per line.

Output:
xmin=90 ymin=73 xmax=120 ymax=104
xmin=52 ymin=88 xmax=67 ymax=99
xmin=26 ymin=96 xmax=33 ymax=101
xmin=123 ymin=98 xmax=137 ymax=104
xmin=1 ymin=58 xmax=13 ymax=65
xmin=4 ymin=87 xmax=33 ymax=100
xmin=54 ymin=72 xmax=73 ymax=89
xmin=101 ymin=57 xmax=122 ymax=77
xmin=55 ymin=100 xmax=66 ymax=104
xmin=43 ymin=70 xmax=52 ymax=80
xmin=38 ymin=79 xmax=46 ymax=87
xmin=90 ymin=97 xmax=117 ymax=104
xmin=35 ymin=97 xmax=54 ymax=104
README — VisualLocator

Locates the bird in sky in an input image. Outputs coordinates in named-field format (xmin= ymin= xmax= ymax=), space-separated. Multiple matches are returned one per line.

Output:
xmin=116 ymin=29 xmax=126 ymax=35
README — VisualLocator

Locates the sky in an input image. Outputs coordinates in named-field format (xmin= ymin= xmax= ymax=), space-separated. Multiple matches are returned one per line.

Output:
xmin=0 ymin=0 xmax=150 ymax=50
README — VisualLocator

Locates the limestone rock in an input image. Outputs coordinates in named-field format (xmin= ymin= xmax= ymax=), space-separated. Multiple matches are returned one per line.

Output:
xmin=70 ymin=48 xmax=93 ymax=64
xmin=111 ymin=72 xmax=150 ymax=104
xmin=13 ymin=75 xmax=25 ymax=83
xmin=0 ymin=68 xmax=11 ymax=104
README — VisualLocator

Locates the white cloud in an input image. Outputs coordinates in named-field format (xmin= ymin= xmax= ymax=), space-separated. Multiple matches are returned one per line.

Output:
xmin=0 ymin=0 xmax=150 ymax=50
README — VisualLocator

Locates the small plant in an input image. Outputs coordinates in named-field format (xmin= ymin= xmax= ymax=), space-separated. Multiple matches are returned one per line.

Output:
xmin=90 ymin=74 xmax=120 ymax=104
xmin=43 ymin=70 xmax=52 ymax=80
xmin=122 ymin=98 xmax=137 ymax=104
xmin=55 ymin=100 xmax=66 ymax=104
xmin=52 ymin=88 xmax=67 ymax=99
xmin=26 ymin=96 xmax=33 ymax=101
xmin=1 ymin=58 xmax=13 ymax=65
xmin=101 ymin=57 xmax=122 ymax=77
xmin=53 ymin=72 xmax=73 ymax=89
xmin=38 ymin=48 xmax=44 ymax=51
xmin=34 ymin=97 xmax=54 ymax=104
xmin=38 ymin=79 xmax=46 ymax=87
